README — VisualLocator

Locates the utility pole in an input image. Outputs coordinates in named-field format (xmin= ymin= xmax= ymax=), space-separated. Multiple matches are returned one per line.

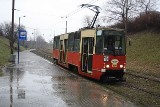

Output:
xmin=65 ymin=20 xmax=67 ymax=33
xmin=18 ymin=17 xmax=20 ymax=64
xmin=11 ymin=0 xmax=15 ymax=54
xmin=125 ymin=0 xmax=128 ymax=34
xmin=8 ymin=0 xmax=16 ymax=63
xmin=33 ymin=29 xmax=36 ymax=48
xmin=61 ymin=16 xmax=67 ymax=33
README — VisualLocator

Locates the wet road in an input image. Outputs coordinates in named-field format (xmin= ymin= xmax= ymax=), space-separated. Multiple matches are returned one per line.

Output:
xmin=0 ymin=50 xmax=137 ymax=107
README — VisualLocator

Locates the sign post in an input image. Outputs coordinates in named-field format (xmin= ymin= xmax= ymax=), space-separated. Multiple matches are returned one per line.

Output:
xmin=18 ymin=29 xmax=27 ymax=64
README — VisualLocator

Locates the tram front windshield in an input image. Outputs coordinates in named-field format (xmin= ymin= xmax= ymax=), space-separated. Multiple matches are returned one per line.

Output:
xmin=96 ymin=30 xmax=126 ymax=56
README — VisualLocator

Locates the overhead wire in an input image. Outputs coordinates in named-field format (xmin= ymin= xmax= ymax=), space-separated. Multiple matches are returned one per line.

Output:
xmin=56 ymin=0 xmax=98 ymax=24
xmin=18 ymin=0 xmax=100 ymax=41
xmin=65 ymin=0 xmax=99 ymax=17
xmin=26 ymin=0 xmax=100 ymax=34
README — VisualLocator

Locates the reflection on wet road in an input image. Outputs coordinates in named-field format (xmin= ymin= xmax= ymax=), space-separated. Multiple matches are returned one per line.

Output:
xmin=0 ymin=50 xmax=137 ymax=107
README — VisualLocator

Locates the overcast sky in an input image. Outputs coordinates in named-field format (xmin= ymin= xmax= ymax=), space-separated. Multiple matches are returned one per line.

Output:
xmin=0 ymin=0 xmax=160 ymax=42
xmin=0 ymin=0 xmax=106 ymax=42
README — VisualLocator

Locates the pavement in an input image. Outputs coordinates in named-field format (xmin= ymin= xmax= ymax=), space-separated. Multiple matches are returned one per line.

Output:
xmin=0 ymin=50 xmax=137 ymax=107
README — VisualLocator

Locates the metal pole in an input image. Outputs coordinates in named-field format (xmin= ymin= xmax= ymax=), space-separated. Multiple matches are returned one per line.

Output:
xmin=18 ymin=16 xmax=26 ymax=64
xmin=34 ymin=29 xmax=36 ymax=48
xmin=65 ymin=20 xmax=67 ymax=33
xmin=35 ymin=29 xmax=37 ymax=49
xmin=125 ymin=0 xmax=128 ymax=34
xmin=11 ymin=0 xmax=15 ymax=54
xmin=18 ymin=17 xmax=20 ymax=64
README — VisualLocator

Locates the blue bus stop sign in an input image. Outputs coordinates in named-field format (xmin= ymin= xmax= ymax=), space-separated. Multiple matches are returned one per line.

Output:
xmin=17 ymin=29 xmax=27 ymax=64
xmin=19 ymin=30 xmax=27 ymax=40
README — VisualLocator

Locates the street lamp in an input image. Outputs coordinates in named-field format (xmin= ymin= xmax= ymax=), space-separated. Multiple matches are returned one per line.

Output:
xmin=61 ymin=16 xmax=67 ymax=33
xmin=18 ymin=16 xmax=26 ymax=64
xmin=19 ymin=16 xmax=26 ymax=29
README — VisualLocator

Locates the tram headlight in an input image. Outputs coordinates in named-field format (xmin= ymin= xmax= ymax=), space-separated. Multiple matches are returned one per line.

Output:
xmin=104 ymin=56 xmax=109 ymax=62
xmin=106 ymin=65 xmax=110 ymax=68
xmin=120 ymin=65 xmax=123 ymax=68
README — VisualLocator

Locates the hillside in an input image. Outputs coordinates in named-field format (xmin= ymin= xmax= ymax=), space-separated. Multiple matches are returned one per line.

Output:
xmin=127 ymin=31 xmax=160 ymax=78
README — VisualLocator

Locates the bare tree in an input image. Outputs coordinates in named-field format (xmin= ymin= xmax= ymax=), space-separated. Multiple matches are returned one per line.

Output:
xmin=26 ymin=37 xmax=35 ymax=49
xmin=104 ymin=0 xmax=138 ymax=33
xmin=1 ymin=22 xmax=26 ymax=53
xmin=1 ymin=22 xmax=18 ymax=53
xmin=36 ymin=35 xmax=47 ymax=49
xmin=83 ymin=15 xmax=92 ymax=27
xmin=137 ymin=0 xmax=157 ymax=14
xmin=0 ymin=24 xmax=3 ymax=36
xmin=83 ymin=15 xmax=101 ymax=28
xmin=48 ymin=40 xmax=53 ymax=49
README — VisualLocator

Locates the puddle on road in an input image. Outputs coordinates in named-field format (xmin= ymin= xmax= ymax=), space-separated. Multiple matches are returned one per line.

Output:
xmin=0 ymin=51 xmax=137 ymax=107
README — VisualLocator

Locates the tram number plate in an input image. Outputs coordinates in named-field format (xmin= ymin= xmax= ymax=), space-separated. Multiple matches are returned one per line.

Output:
xmin=112 ymin=64 xmax=117 ymax=67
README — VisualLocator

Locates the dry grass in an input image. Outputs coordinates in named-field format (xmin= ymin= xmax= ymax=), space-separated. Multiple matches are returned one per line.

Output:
xmin=0 ymin=36 xmax=26 ymax=67
xmin=0 ymin=70 xmax=2 ymax=76
xmin=127 ymin=31 xmax=160 ymax=78
xmin=0 ymin=36 xmax=10 ymax=66
xmin=0 ymin=66 xmax=3 ymax=76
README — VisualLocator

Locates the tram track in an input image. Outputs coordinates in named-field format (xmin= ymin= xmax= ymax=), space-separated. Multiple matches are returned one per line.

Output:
xmin=32 ymin=49 xmax=160 ymax=83
xmin=32 ymin=49 xmax=160 ymax=96
xmin=123 ymin=72 xmax=160 ymax=98
xmin=122 ymin=82 xmax=160 ymax=98
xmin=126 ymin=72 xmax=160 ymax=83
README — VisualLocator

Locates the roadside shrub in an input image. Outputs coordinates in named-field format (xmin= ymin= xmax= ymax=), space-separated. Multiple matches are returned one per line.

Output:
xmin=133 ymin=12 xmax=160 ymax=32
xmin=111 ymin=11 xmax=160 ymax=33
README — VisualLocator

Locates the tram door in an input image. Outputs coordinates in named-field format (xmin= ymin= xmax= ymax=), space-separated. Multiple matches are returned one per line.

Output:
xmin=59 ymin=40 xmax=63 ymax=62
xmin=63 ymin=39 xmax=68 ymax=63
xmin=82 ymin=37 xmax=94 ymax=73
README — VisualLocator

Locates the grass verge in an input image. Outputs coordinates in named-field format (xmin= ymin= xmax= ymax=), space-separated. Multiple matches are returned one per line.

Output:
xmin=0 ymin=36 xmax=10 ymax=66
xmin=0 ymin=36 xmax=25 ymax=75
xmin=0 ymin=69 xmax=3 ymax=76
xmin=127 ymin=31 xmax=160 ymax=78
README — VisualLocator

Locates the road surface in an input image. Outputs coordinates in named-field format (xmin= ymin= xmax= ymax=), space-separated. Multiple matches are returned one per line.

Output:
xmin=0 ymin=50 xmax=137 ymax=107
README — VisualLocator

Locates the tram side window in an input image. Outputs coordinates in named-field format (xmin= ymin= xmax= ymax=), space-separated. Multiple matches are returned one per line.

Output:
xmin=73 ymin=31 xmax=80 ymax=52
xmin=60 ymin=40 xmax=63 ymax=50
xmin=68 ymin=33 xmax=74 ymax=51
xmin=74 ymin=39 xmax=80 ymax=52
xmin=95 ymin=36 xmax=103 ymax=54
xmin=53 ymin=36 xmax=60 ymax=49
xmin=53 ymin=40 xmax=56 ymax=49
xmin=89 ymin=38 xmax=94 ymax=54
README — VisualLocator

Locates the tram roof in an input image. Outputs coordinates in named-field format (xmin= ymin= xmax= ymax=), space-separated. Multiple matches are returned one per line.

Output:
xmin=54 ymin=27 xmax=124 ymax=37
xmin=98 ymin=27 xmax=124 ymax=31
xmin=78 ymin=27 xmax=124 ymax=32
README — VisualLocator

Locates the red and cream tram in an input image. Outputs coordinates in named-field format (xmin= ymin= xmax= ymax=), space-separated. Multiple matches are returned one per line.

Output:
xmin=53 ymin=27 xmax=126 ymax=82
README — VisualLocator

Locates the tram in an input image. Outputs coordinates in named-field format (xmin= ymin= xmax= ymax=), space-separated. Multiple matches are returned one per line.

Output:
xmin=53 ymin=27 xmax=126 ymax=82
xmin=53 ymin=4 xmax=126 ymax=82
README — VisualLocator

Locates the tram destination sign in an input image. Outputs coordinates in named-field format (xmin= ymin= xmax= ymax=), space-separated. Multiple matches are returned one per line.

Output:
xmin=19 ymin=30 xmax=27 ymax=40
